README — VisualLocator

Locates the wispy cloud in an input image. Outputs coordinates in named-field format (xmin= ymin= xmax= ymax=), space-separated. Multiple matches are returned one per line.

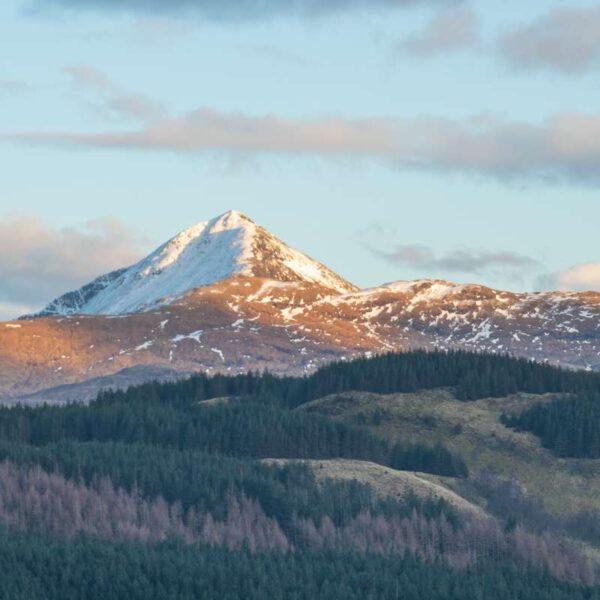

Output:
xmin=498 ymin=6 xmax=600 ymax=74
xmin=64 ymin=65 xmax=166 ymax=121
xmin=35 ymin=0 xmax=450 ymax=21
xmin=400 ymin=5 xmax=479 ymax=57
xmin=64 ymin=65 xmax=112 ymax=90
xmin=371 ymin=244 xmax=539 ymax=272
xmin=0 ymin=216 xmax=149 ymax=321
xmin=363 ymin=236 xmax=540 ymax=282
xmin=539 ymin=262 xmax=600 ymax=292
xmin=5 ymin=108 xmax=600 ymax=184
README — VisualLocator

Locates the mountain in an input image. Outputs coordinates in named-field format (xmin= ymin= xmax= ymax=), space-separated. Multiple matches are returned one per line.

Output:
xmin=32 ymin=210 xmax=356 ymax=317
xmin=2 ymin=209 xmax=600 ymax=402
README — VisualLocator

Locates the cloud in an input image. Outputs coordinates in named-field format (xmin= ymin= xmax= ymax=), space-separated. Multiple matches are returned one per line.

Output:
xmin=5 ymin=108 xmax=600 ymax=184
xmin=365 ymin=241 xmax=539 ymax=280
xmin=64 ymin=65 xmax=112 ymax=90
xmin=498 ymin=6 xmax=600 ymax=74
xmin=0 ymin=216 xmax=149 ymax=321
xmin=36 ymin=0 xmax=449 ymax=20
xmin=539 ymin=262 xmax=600 ymax=292
xmin=64 ymin=64 xmax=165 ymax=121
xmin=401 ymin=5 xmax=479 ymax=56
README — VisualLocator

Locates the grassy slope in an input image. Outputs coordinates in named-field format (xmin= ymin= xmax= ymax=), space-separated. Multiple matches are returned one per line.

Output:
xmin=297 ymin=389 xmax=600 ymax=517
xmin=264 ymin=458 xmax=485 ymax=516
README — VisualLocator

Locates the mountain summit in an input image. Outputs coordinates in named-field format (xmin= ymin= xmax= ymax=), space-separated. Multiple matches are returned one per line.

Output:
xmin=33 ymin=210 xmax=357 ymax=317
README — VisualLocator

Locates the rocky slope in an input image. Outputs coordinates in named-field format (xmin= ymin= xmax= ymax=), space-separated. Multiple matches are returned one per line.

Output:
xmin=1 ymin=211 xmax=599 ymax=402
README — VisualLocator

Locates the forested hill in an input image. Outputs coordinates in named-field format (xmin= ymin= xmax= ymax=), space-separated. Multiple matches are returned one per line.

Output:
xmin=0 ymin=350 xmax=598 ymax=598
xmin=102 ymin=349 xmax=600 ymax=407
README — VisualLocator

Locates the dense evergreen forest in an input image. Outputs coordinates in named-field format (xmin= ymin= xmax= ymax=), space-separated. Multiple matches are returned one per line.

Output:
xmin=0 ymin=397 xmax=468 ymax=477
xmin=1 ymin=530 xmax=597 ymax=600
xmin=99 ymin=349 xmax=600 ymax=407
xmin=503 ymin=393 xmax=600 ymax=458
xmin=0 ymin=441 xmax=453 ymax=527
xmin=0 ymin=350 xmax=599 ymax=598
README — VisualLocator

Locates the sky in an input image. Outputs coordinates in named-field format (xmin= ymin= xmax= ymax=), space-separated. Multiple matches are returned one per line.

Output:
xmin=1 ymin=0 xmax=600 ymax=319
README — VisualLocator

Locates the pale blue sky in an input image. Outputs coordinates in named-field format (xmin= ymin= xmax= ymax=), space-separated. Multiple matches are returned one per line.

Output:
xmin=1 ymin=0 xmax=600 ymax=318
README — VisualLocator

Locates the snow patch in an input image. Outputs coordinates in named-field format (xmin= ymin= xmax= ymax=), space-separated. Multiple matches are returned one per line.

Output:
xmin=135 ymin=341 xmax=154 ymax=351
xmin=468 ymin=320 xmax=492 ymax=343
xmin=171 ymin=330 xmax=203 ymax=344
xmin=211 ymin=348 xmax=225 ymax=362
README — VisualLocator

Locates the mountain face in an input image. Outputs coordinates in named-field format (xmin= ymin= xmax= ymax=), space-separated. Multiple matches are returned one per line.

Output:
xmin=2 ymin=210 xmax=600 ymax=402
xmin=32 ymin=210 xmax=356 ymax=317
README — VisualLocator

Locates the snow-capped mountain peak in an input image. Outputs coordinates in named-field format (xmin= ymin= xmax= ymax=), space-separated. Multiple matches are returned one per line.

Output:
xmin=31 ymin=210 xmax=357 ymax=317
xmin=136 ymin=210 xmax=256 ymax=282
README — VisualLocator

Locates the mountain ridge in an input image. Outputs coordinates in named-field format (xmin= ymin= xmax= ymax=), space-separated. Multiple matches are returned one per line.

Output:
xmin=2 ymin=210 xmax=600 ymax=402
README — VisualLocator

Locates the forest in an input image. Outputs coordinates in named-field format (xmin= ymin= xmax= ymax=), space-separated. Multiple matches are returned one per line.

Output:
xmin=0 ymin=396 xmax=468 ymax=477
xmin=503 ymin=392 xmax=600 ymax=458
xmin=82 ymin=349 xmax=600 ymax=407
xmin=0 ymin=350 xmax=598 ymax=598
xmin=1 ymin=530 xmax=598 ymax=600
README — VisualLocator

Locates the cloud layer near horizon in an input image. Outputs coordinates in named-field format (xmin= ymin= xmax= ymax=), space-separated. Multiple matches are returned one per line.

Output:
xmin=370 ymin=243 xmax=539 ymax=274
xmin=5 ymin=109 xmax=600 ymax=184
xmin=366 ymin=239 xmax=600 ymax=293
xmin=362 ymin=239 xmax=541 ymax=285
xmin=540 ymin=263 xmax=600 ymax=293
xmin=0 ymin=217 xmax=148 ymax=321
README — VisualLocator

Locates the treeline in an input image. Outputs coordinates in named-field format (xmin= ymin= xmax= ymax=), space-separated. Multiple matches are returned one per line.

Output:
xmin=0 ymin=528 xmax=597 ymax=600
xmin=0 ymin=399 xmax=468 ymax=478
xmin=97 ymin=350 xmax=600 ymax=407
xmin=503 ymin=394 xmax=600 ymax=458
